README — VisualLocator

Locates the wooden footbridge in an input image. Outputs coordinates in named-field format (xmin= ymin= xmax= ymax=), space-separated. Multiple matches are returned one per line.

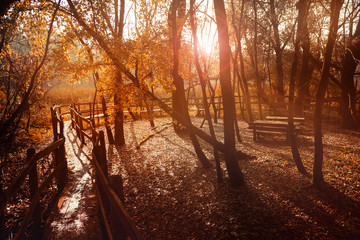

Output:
xmin=0 ymin=100 xmax=142 ymax=240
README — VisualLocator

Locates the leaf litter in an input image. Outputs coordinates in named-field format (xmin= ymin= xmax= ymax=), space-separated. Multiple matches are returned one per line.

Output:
xmin=2 ymin=117 xmax=359 ymax=239
xmin=105 ymin=117 xmax=360 ymax=239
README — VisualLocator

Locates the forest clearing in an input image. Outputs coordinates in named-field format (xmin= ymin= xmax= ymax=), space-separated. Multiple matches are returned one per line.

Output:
xmin=1 ymin=0 xmax=360 ymax=239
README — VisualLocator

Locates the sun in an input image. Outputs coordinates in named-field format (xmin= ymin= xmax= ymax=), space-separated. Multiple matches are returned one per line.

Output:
xmin=198 ymin=37 xmax=216 ymax=55
xmin=197 ymin=23 xmax=217 ymax=55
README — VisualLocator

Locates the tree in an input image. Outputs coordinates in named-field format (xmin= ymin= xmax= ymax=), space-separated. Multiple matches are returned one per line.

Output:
xmin=313 ymin=0 xmax=343 ymax=188
xmin=340 ymin=16 xmax=360 ymax=129
xmin=230 ymin=0 xmax=254 ymax=123
xmin=287 ymin=0 xmax=308 ymax=174
xmin=190 ymin=0 xmax=222 ymax=182
xmin=0 ymin=0 xmax=60 ymax=140
xmin=294 ymin=0 xmax=311 ymax=116
xmin=214 ymin=0 xmax=245 ymax=186
xmin=252 ymin=0 xmax=263 ymax=119
xmin=114 ymin=0 xmax=126 ymax=145
xmin=168 ymin=0 xmax=187 ymax=133
xmin=168 ymin=0 xmax=212 ymax=168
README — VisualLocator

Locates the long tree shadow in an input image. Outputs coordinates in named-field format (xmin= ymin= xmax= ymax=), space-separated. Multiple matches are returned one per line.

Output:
xmin=238 ymin=159 xmax=360 ymax=239
xmin=65 ymin=126 xmax=93 ymax=176
xmin=147 ymin=118 xmax=360 ymax=238
xmin=110 ymin=127 xmax=307 ymax=238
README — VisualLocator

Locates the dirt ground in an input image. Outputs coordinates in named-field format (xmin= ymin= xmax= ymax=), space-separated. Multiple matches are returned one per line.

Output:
xmin=106 ymin=117 xmax=360 ymax=239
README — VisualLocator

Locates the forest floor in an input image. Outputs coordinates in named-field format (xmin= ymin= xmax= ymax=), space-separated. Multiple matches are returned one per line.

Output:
xmin=1 ymin=116 xmax=360 ymax=239
xmin=106 ymin=116 xmax=360 ymax=239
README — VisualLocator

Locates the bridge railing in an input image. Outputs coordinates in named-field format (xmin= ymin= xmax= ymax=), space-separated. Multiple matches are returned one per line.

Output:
xmin=0 ymin=106 xmax=67 ymax=239
xmin=70 ymin=102 xmax=141 ymax=240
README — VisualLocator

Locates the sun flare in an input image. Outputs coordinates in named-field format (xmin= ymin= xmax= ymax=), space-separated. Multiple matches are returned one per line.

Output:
xmin=198 ymin=23 xmax=217 ymax=55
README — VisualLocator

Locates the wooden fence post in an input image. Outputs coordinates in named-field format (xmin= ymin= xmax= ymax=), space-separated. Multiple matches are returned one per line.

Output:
xmin=70 ymin=105 xmax=75 ymax=129
xmin=99 ymin=131 xmax=110 ymax=213
xmin=89 ymin=102 xmax=93 ymax=123
xmin=52 ymin=113 xmax=67 ymax=190
xmin=74 ymin=104 xmax=80 ymax=138
xmin=59 ymin=117 xmax=64 ymax=138
xmin=102 ymin=97 xmax=115 ymax=144
xmin=110 ymin=175 xmax=127 ymax=240
xmin=28 ymin=148 xmax=41 ymax=238
xmin=54 ymin=143 xmax=66 ymax=190
xmin=58 ymin=106 xmax=63 ymax=121
xmin=110 ymin=175 xmax=124 ymax=203
xmin=50 ymin=107 xmax=58 ymax=141
xmin=98 ymin=131 xmax=108 ymax=178
xmin=73 ymin=103 xmax=78 ymax=136
xmin=97 ymin=103 xmax=100 ymax=125
xmin=110 ymin=174 xmax=127 ymax=240
xmin=59 ymin=120 xmax=67 ymax=187
xmin=93 ymin=131 xmax=110 ymax=216
xmin=79 ymin=113 xmax=85 ymax=144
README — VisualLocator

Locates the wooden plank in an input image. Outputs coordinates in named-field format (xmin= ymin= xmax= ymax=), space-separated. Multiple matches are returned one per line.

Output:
xmin=252 ymin=126 xmax=288 ymax=132
xmin=249 ymin=121 xmax=287 ymax=128
xmin=265 ymin=116 xmax=305 ymax=122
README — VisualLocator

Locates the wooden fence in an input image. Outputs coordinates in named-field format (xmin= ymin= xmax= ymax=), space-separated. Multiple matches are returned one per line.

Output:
xmin=69 ymin=102 xmax=141 ymax=240
xmin=69 ymin=98 xmax=114 ymax=144
xmin=186 ymin=94 xmax=345 ymax=122
xmin=0 ymin=106 xmax=67 ymax=240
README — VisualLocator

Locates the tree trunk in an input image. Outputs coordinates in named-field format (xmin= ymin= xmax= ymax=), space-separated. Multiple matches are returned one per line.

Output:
xmin=270 ymin=0 xmax=285 ymax=105
xmin=190 ymin=0 xmax=222 ymax=182
xmin=143 ymin=96 xmax=155 ymax=128
xmin=114 ymin=71 xmax=125 ymax=145
xmin=230 ymin=0 xmax=249 ymax=132
xmin=313 ymin=0 xmax=343 ymax=188
xmin=214 ymin=0 xmax=245 ymax=186
xmin=232 ymin=66 xmax=242 ymax=142
xmin=208 ymin=80 xmax=218 ymax=123
xmin=295 ymin=25 xmax=311 ymax=115
xmin=294 ymin=0 xmax=311 ymax=116
xmin=169 ymin=0 xmax=187 ymax=133
xmin=169 ymin=0 xmax=211 ymax=168
xmin=288 ymin=0 xmax=308 ymax=174
xmin=253 ymin=0 xmax=263 ymax=119
xmin=238 ymin=41 xmax=253 ymax=122
xmin=231 ymin=0 xmax=254 ymax=122
xmin=340 ymin=20 xmax=360 ymax=129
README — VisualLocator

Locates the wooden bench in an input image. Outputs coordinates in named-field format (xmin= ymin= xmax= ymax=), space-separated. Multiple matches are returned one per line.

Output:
xmin=248 ymin=120 xmax=301 ymax=141
xmin=265 ymin=116 xmax=305 ymax=123
xmin=189 ymin=108 xmax=205 ymax=116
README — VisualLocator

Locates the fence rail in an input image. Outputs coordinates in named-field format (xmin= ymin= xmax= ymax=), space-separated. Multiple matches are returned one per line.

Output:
xmin=0 ymin=106 xmax=67 ymax=239
xmin=70 ymin=101 xmax=141 ymax=240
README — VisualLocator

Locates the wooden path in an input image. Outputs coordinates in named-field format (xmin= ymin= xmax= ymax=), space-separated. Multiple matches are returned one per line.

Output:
xmin=42 ymin=121 xmax=104 ymax=239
